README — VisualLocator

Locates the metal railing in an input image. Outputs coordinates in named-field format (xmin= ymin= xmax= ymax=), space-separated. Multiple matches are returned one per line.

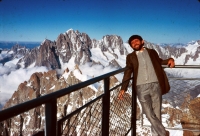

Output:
xmin=0 ymin=65 xmax=200 ymax=136
xmin=0 ymin=67 xmax=136 ymax=136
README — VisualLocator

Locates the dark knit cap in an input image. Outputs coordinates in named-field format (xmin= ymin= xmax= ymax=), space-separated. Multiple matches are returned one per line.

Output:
xmin=128 ymin=35 xmax=143 ymax=45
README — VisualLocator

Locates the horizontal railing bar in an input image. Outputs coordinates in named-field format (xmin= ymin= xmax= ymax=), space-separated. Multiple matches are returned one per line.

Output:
xmin=162 ymin=65 xmax=200 ymax=69
xmin=168 ymin=77 xmax=200 ymax=80
xmin=0 ymin=67 xmax=128 ymax=122
xmin=143 ymin=125 xmax=200 ymax=132
xmin=58 ymin=94 xmax=104 ymax=123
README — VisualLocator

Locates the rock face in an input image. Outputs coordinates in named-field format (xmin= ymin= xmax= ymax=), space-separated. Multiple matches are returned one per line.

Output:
xmin=181 ymin=97 xmax=200 ymax=136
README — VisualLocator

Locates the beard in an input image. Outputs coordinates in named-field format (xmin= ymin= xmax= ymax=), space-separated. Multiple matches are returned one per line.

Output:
xmin=132 ymin=43 xmax=144 ymax=51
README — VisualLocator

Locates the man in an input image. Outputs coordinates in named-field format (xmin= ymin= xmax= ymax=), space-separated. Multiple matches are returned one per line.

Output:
xmin=118 ymin=35 xmax=174 ymax=136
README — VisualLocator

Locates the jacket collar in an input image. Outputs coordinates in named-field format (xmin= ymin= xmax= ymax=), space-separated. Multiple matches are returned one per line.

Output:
xmin=136 ymin=47 xmax=146 ymax=55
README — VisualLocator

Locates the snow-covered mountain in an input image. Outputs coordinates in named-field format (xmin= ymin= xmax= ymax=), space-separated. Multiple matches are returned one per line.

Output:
xmin=0 ymin=45 xmax=29 ymax=66
xmin=0 ymin=29 xmax=200 ymax=135
xmin=14 ymin=29 xmax=127 ymax=70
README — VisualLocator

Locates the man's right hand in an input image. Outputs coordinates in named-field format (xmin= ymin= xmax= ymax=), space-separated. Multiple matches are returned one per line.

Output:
xmin=118 ymin=90 xmax=125 ymax=100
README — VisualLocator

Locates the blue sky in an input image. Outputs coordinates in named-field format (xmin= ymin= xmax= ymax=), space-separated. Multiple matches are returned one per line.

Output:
xmin=0 ymin=0 xmax=199 ymax=44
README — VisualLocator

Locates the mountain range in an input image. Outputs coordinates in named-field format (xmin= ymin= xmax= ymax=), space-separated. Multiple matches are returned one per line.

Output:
xmin=1 ymin=29 xmax=200 ymax=70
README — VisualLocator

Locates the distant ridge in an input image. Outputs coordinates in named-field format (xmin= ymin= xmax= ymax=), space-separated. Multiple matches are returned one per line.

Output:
xmin=0 ymin=41 xmax=41 ymax=49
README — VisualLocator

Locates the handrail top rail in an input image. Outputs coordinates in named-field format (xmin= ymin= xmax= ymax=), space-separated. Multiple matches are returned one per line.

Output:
xmin=162 ymin=65 xmax=200 ymax=68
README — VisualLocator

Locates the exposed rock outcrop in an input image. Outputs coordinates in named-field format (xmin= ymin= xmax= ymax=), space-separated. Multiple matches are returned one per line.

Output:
xmin=181 ymin=97 xmax=200 ymax=136
xmin=162 ymin=96 xmax=200 ymax=136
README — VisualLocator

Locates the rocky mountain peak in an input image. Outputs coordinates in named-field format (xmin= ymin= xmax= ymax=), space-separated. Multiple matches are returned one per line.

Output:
xmin=10 ymin=44 xmax=28 ymax=54
xmin=101 ymin=35 xmax=125 ymax=55
xmin=15 ymin=29 xmax=130 ymax=69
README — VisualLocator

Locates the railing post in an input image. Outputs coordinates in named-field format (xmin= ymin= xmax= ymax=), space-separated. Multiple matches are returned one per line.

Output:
xmin=57 ymin=120 xmax=62 ymax=136
xmin=102 ymin=77 xmax=110 ymax=136
xmin=45 ymin=98 xmax=57 ymax=136
xmin=131 ymin=85 xmax=137 ymax=136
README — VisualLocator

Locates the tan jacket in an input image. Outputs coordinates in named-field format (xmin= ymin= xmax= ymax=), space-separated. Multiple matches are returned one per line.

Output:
xmin=121 ymin=48 xmax=172 ymax=95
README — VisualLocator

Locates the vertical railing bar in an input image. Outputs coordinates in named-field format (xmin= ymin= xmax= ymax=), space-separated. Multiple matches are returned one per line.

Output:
xmin=102 ymin=77 xmax=110 ymax=136
xmin=131 ymin=81 xmax=137 ymax=136
xmin=45 ymin=98 xmax=57 ymax=136
xmin=57 ymin=119 xmax=62 ymax=136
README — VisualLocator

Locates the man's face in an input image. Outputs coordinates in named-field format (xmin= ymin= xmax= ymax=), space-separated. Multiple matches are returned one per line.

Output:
xmin=130 ymin=39 xmax=144 ymax=51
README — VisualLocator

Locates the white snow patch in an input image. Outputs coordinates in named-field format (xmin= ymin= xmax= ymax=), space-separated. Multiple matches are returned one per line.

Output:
xmin=168 ymin=124 xmax=183 ymax=136
xmin=27 ymin=62 xmax=36 ymax=68
xmin=162 ymin=103 xmax=173 ymax=108
xmin=90 ymin=48 xmax=109 ymax=66
xmin=50 ymin=85 xmax=55 ymax=90
xmin=67 ymin=104 xmax=72 ymax=113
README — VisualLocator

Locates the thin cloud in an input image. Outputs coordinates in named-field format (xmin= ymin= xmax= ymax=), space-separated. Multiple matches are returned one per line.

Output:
xmin=0 ymin=66 xmax=48 ymax=106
